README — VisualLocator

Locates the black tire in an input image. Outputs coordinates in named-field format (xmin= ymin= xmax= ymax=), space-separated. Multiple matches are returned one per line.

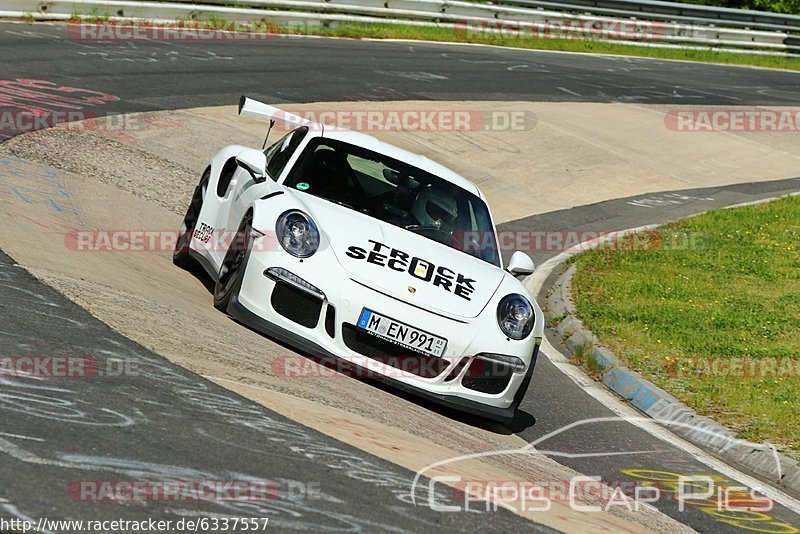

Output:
xmin=173 ymin=168 xmax=210 ymax=269
xmin=214 ymin=212 xmax=253 ymax=312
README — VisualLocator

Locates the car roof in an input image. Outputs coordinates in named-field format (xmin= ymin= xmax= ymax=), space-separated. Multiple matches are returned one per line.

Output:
xmin=315 ymin=128 xmax=482 ymax=198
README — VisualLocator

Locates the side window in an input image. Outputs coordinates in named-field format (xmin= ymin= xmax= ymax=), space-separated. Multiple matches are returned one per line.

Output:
xmin=265 ymin=126 xmax=308 ymax=181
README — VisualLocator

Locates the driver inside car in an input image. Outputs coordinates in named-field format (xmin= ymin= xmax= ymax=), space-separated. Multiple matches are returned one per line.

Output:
xmin=308 ymin=149 xmax=358 ymax=206
xmin=411 ymin=185 xmax=459 ymax=234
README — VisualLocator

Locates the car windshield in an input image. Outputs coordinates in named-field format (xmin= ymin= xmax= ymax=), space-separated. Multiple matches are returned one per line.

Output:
xmin=284 ymin=137 xmax=501 ymax=267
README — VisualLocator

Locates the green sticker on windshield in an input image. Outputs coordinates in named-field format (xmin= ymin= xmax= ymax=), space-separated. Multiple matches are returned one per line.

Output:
xmin=297 ymin=182 xmax=310 ymax=191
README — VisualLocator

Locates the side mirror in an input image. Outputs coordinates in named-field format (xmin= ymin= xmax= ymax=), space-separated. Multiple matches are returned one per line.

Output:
xmin=507 ymin=251 xmax=535 ymax=277
xmin=236 ymin=149 xmax=268 ymax=182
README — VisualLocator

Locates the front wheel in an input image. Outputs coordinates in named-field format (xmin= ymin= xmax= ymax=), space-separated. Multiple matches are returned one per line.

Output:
xmin=214 ymin=212 xmax=254 ymax=312
xmin=173 ymin=169 xmax=210 ymax=269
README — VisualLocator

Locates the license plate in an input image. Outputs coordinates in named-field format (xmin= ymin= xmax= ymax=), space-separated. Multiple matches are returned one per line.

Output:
xmin=357 ymin=308 xmax=447 ymax=358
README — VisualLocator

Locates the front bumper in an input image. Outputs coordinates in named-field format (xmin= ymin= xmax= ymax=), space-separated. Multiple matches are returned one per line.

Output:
xmin=230 ymin=242 xmax=541 ymax=423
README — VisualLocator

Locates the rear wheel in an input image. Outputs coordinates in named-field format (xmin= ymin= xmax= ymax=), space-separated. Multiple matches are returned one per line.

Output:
xmin=214 ymin=212 xmax=254 ymax=312
xmin=173 ymin=168 xmax=210 ymax=269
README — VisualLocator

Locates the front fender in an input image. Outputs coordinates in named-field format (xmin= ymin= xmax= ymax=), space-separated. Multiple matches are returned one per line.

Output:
xmin=191 ymin=145 xmax=255 ymax=272
xmin=207 ymin=145 xmax=251 ymax=196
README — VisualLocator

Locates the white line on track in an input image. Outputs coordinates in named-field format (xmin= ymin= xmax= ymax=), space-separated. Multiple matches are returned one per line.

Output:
xmin=0 ymin=432 xmax=44 ymax=442
xmin=557 ymin=86 xmax=581 ymax=97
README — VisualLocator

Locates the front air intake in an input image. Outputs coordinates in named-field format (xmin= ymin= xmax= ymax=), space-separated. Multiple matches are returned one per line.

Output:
xmin=270 ymin=281 xmax=322 ymax=329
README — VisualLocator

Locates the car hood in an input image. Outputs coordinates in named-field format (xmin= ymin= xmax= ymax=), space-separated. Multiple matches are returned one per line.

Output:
xmin=297 ymin=193 xmax=506 ymax=320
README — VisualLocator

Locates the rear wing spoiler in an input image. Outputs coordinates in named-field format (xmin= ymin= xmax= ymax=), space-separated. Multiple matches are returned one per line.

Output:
xmin=238 ymin=95 xmax=320 ymax=132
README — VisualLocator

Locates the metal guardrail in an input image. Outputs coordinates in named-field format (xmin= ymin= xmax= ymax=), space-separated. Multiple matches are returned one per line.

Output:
xmin=505 ymin=0 xmax=800 ymax=32
xmin=1 ymin=0 xmax=798 ymax=56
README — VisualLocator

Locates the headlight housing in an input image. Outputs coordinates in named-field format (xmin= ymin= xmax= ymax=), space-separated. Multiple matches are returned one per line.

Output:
xmin=497 ymin=294 xmax=534 ymax=340
xmin=276 ymin=210 xmax=319 ymax=258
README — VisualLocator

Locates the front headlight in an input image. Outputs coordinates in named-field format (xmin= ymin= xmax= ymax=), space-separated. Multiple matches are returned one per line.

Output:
xmin=497 ymin=294 xmax=534 ymax=340
xmin=276 ymin=210 xmax=319 ymax=258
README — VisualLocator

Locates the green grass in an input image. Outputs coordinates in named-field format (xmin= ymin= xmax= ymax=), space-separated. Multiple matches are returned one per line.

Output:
xmin=571 ymin=195 xmax=800 ymax=457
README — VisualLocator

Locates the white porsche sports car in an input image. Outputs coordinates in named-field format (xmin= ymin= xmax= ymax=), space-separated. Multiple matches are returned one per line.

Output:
xmin=174 ymin=97 xmax=543 ymax=423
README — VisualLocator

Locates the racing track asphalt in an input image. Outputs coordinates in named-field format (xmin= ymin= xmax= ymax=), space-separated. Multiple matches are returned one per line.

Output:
xmin=2 ymin=20 xmax=800 ymax=533
xmin=1 ymin=20 xmax=800 ymax=135
xmin=0 ymin=248 xmax=550 ymax=532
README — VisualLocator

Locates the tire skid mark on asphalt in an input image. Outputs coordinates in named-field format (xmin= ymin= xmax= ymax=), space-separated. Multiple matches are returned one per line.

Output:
xmin=0 ymin=437 xmax=402 ymax=532
xmin=122 ymin=349 xmax=476 ymax=518
xmin=0 ymin=253 xmax=529 ymax=532
xmin=0 ymin=375 xmax=136 ymax=427
xmin=1 ymin=304 xmax=88 ymax=328
xmin=207 ymin=376 xmax=654 ymax=533
xmin=0 ymin=495 xmax=56 ymax=534
xmin=0 ymin=432 xmax=44 ymax=442
xmin=0 ymin=342 xmax=497 ymax=532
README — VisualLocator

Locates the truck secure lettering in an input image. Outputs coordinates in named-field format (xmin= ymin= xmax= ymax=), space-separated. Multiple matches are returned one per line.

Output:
xmin=345 ymin=240 xmax=476 ymax=301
